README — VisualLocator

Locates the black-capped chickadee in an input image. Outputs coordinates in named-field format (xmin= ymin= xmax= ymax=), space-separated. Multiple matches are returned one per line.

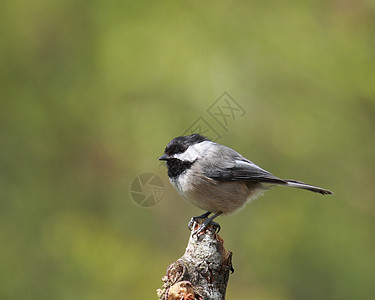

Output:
xmin=159 ymin=134 xmax=333 ymax=234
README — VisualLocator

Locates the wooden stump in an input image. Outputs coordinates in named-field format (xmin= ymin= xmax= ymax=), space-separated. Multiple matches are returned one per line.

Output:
xmin=157 ymin=219 xmax=233 ymax=300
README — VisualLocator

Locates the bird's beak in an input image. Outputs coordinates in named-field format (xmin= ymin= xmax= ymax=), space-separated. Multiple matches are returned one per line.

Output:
xmin=158 ymin=154 xmax=170 ymax=161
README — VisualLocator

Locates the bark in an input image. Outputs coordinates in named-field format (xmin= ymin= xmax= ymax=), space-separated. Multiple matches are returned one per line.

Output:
xmin=157 ymin=219 xmax=233 ymax=300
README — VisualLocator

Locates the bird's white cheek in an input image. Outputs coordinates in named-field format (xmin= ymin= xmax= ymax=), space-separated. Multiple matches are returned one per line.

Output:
xmin=173 ymin=149 xmax=198 ymax=162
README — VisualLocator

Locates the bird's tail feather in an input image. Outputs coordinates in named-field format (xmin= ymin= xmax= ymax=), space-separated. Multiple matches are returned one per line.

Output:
xmin=285 ymin=179 xmax=333 ymax=195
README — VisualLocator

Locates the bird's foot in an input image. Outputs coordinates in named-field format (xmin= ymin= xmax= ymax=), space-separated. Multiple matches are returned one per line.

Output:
xmin=187 ymin=217 xmax=197 ymax=231
xmin=188 ymin=211 xmax=222 ymax=236
xmin=192 ymin=219 xmax=221 ymax=236
xmin=187 ymin=211 xmax=211 ymax=231
xmin=188 ymin=211 xmax=223 ymax=236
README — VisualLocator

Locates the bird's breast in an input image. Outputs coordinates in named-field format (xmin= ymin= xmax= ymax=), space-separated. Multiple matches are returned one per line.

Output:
xmin=171 ymin=169 xmax=264 ymax=214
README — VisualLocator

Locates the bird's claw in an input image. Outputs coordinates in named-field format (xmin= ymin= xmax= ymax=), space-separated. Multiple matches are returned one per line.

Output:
xmin=188 ymin=217 xmax=196 ymax=231
xmin=190 ymin=218 xmax=221 ymax=236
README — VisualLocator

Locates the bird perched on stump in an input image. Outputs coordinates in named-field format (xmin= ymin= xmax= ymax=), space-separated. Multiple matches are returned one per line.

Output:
xmin=159 ymin=134 xmax=333 ymax=235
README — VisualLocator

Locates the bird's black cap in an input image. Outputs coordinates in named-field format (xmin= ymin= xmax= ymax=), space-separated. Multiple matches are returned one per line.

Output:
xmin=164 ymin=134 xmax=208 ymax=156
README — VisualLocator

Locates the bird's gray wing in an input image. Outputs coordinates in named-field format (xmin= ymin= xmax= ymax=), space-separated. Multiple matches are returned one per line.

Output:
xmin=204 ymin=146 xmax=286 ymax=184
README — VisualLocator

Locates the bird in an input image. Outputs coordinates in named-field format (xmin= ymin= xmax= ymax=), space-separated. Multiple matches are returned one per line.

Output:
xmin=159 ymin=133 xmax=333 ymax=235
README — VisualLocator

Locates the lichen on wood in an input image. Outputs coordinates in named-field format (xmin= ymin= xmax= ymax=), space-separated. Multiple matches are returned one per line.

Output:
xmin=157 ymin=219 xmax=233 ymax=300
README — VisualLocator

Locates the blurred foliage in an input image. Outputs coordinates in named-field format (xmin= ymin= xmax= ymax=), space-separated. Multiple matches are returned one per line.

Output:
xmin=1 ymin=0 xmax=375 ymax=299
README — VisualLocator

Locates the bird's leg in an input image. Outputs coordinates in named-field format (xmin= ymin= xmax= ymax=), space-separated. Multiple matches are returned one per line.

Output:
xmin=188 ymin=211 xmax=211 ymax=230
xmin=192 ymin=211 xmax=223 ymax=236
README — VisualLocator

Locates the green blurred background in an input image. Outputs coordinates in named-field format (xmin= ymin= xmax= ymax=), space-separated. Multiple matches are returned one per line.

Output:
xmin=1 ymin=1 xmax=375 ymax=299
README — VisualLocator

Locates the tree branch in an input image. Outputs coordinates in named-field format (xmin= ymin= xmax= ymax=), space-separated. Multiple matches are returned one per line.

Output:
xmin=157 ymin=219 xmax=233 ymax=300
